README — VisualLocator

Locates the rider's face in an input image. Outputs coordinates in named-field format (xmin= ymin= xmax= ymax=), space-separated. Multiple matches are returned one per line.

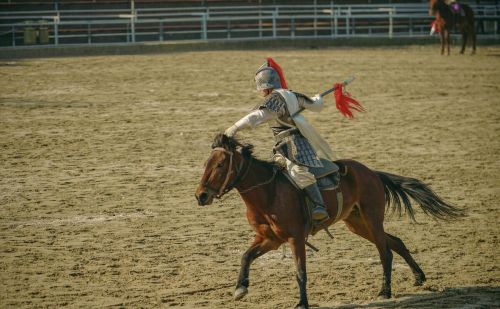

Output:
xmin=259 ymin=89 xmax=271 ymax=97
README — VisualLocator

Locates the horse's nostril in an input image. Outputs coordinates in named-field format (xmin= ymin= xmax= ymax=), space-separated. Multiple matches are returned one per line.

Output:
xmin=198 ymin=192 xmax=208 ymax=204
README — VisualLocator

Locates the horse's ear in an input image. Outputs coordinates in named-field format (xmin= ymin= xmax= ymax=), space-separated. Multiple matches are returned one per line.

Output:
xmin=211 ymin=133 xmax=226 ymax=149
xmin=212 ymin=133 xmax=238 ymax=150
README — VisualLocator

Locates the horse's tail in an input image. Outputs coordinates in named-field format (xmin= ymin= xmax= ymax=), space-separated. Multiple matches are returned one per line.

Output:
xmin=375 ymin=171 xmax=465 ymax=222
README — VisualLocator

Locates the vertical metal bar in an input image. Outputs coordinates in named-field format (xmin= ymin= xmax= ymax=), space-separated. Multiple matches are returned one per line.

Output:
xmin=291 ymin=17 xmax=295 ymax=38
xmin=272 ymin=11 xmax=277 ymax=38
xmin=389 ymin=9 xmax=393 ymax=38
xmin=409 ymin=18 xmax=413 ymax=36
xmin=12 ymin=25 xmax=15 ymax=47
xmin=330 ymin=1 xmax=334 ymax=38
xmin=54 ymin=16 xmax=59 ymax=45
xmin=126 ymin=23 xmax=130 ymax=43
xmin=314 ymin=0 xmax=317 ymax=37
xmin=199 ymin=13 xmax=207 ymax=40
xmin=334 ymin=10 xmax=338 ymax=37
xmin=159 ymin=21 xmax=164 ymax=41
xmin=227 ymin=20 xmax=231 ymax=39
xmin=130 ymin=0 xmax=136 ymax=43
xmin=258 ymin=5 xmax=262 ymax=38
xmin=346 ymin=7 xmax=350 ymax=36
xmin=54 ymin=1 xmax=59 ymax=45
xmin=87 ymin=22 xmax=91 ymax=44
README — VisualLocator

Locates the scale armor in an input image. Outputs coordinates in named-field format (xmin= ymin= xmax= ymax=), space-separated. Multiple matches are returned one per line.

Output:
xmin=257 ymin=91 xmax=322 ymax=168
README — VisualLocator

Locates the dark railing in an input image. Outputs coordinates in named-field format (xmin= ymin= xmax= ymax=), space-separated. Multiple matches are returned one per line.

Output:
xmin=0 ymin=3 xmax=498 ymax=47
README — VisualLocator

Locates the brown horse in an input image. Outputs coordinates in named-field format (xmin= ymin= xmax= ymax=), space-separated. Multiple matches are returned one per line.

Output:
xmin=429 ymin=0 xmax=477 ymax=55
xmin=195 ymin=133 xmax=464 ymax=309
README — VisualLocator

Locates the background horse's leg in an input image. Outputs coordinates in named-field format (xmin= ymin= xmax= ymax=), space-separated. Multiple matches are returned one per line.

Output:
xmin=440 ymin=31 xmax=445 ymax=55
xmin=234 ymin=236 xmax=278 ymax=300
xmin=446 ymin=30 xmax=451 ymax=56
xmin=470 ymin=25 xmax=477 ymax=54
xmin=385 ymin=233 xmax=426 ymax=286
xmin=344 ymin=208 xmax=393 ymax=299
xmin=460 ymin=25 xmax=468 ymax=54
xmin=288 ymin=237 xmax=308 ymax=309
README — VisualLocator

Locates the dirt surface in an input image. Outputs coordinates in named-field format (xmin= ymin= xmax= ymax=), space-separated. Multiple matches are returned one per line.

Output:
xmin=1 ymin=45 xmax=499 ymax=308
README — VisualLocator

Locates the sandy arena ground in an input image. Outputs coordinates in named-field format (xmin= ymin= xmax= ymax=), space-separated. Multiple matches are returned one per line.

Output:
xmin=1 ymin=45 xmax=499 ymax=308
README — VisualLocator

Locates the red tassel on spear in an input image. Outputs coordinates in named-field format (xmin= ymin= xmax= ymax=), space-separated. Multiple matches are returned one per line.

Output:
xmin=319 ymin=76 xmax=364 ymax=118
xmin=333 ymin=83 xmax=364 ymax=118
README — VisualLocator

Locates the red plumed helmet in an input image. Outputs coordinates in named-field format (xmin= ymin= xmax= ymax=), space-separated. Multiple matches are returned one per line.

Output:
xmin=267 ymin=57 xmax=288 ymax=89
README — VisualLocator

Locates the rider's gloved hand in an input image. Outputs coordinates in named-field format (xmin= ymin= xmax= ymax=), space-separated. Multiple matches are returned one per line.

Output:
xmin=224 ymin=125 xmax=238 ymax=137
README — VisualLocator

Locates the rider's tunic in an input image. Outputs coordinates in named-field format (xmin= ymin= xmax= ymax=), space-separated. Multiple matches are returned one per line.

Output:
xmin=228 ymin=90 xmax=326 ymax=189
xmin=257 ymin=91 xmax=323 ymax=168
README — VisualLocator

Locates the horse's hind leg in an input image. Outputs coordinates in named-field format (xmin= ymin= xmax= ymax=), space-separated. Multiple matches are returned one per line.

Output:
xmin=470 ymin=27 xmax=476 ymax=54
xmin=460 ymin=31 xmax=468 ymax=54
xmin=344 ymin=207 xmax=393 ymax=299
xmin=234 ymin=235 xmax=279 ymax=301
xmin=385 ymin=233 xmax=426 ymax=286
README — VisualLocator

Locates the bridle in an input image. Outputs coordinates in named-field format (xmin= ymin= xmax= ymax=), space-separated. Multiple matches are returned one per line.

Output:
xmin=204 ymin=147 xmax=252 ymax=199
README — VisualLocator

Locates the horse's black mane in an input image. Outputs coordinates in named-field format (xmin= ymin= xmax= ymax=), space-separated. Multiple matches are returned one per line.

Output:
xmin=212 ymin=133 xmax=278 ymax=169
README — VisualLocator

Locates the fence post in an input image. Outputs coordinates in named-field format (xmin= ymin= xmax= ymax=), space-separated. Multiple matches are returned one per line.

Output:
xmin=314 ymin=0 xmax=318 ymax=37
xmin=201 ymin=13 xmax=207 ymax=40
xmin=258 ymin=6 xmax=262 ymax=38
xmin=53 ymin=14 xmax=59 ymax=45
xmin=12 ymin=25 xmax=16 ymax=47
xmin=346 ymin=6 xmax=351 ymax=36
xmin=334 ymin=8 xmax=338 ymax=37
xmin=291 ymin=17 xmax=295 ymax=38
xmin=159 ymin=21 xmax=164 ymax=41
xmin=388 ymin=9 xmax=393 ymax=38
xmin=272 ymin=10 xmax=277 ymax=38
xmin=87 ymin=22 xmax=91 ymax=44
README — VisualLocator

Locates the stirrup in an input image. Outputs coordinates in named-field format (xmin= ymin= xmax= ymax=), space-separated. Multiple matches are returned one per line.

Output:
xmin=312 ymin=206 xmax=329 ymax=221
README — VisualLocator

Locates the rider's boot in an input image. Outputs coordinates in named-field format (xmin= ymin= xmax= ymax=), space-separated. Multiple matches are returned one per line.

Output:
xmin=303 ymin=183 xmax=330 ymax=222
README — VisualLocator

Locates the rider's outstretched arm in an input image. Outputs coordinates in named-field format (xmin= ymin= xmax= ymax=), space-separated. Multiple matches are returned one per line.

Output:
xmin=225 ymin=109 xmax=276 ymax=137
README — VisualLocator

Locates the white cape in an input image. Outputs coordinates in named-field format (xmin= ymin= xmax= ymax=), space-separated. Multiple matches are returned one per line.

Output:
xmin=275 ymin=89 xmax=336 ymax=161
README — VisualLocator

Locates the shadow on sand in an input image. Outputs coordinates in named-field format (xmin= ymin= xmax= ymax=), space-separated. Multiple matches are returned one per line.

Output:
xmin=317 ymin=286 xmax=499 ymax=309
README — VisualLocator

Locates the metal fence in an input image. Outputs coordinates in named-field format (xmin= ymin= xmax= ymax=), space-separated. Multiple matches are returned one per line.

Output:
xmin=0 ymin=3 xmax=499 ymax=47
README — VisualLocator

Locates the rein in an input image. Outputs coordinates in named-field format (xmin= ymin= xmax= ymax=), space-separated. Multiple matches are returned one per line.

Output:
xmin=206 ymin=147 xmax=250 ymax=199
xmin=205 ymin=147 xmax=275 ymax=199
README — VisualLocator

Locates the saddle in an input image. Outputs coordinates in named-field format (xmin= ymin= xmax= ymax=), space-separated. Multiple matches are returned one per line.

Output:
xmin=280 ymin=159 xmax=348 ymax=236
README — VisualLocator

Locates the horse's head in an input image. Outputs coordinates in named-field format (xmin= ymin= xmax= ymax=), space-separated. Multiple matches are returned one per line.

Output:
xmin=195 ymin=133 xmax=253 ymax=206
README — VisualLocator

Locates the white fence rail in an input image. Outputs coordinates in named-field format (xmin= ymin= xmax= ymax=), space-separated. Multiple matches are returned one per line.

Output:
xmin=0 ymin=3 xmax=499 ymax=47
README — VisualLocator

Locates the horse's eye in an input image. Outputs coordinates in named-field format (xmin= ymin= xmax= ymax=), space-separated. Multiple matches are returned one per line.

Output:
xmin=217 ymin=161 xmax=225 ymax=168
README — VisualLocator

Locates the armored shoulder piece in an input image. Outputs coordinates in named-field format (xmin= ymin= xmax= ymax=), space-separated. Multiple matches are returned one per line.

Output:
xmin=258 ymin=91 xmax=287 ymax=117
xmin=292 ymin=91 xmax=314 ymax=106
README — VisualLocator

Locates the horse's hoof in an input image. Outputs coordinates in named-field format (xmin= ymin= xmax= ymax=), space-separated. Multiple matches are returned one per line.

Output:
xmin=377 ymin=294 xmax=391 ymax=300
xmin=377 ymin=291 xmax=391 ymax=300
xmin=414 ymin=273 xmax=426 ymax=286
xmin=234 ymin=286 xmax=248 ymax=301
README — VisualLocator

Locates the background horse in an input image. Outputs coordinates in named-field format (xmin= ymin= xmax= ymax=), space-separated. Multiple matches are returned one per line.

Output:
xmin=429 ymin=0 xmax=476 ymax=55
xmin=195 ymin=134 xmax=464 ymax=309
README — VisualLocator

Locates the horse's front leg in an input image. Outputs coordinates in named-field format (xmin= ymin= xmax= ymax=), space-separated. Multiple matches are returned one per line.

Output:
xmin=289 ymin=237 xmax=309 ymax=309
xmin=439 ymin=31 xmax=445 ymax=55
xmin=234 ymin=235 xmax=278 ymax=301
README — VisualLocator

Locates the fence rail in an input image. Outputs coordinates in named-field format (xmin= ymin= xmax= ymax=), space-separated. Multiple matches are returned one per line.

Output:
xmin=0 ymin=3 xmax=499 ymax=47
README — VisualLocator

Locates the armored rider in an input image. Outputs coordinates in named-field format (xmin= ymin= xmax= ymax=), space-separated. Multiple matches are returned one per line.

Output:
xmin=224 ymin=60 xmax=335 ymax=223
